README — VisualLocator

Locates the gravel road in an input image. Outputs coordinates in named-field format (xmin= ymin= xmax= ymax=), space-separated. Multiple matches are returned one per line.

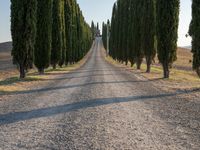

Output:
xmin=0 ymin=38 xmax=200 ymax=150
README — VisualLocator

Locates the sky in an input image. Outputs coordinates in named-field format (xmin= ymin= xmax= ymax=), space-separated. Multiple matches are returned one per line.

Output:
xmin=0 ymin=0 xmax=192 ymax=46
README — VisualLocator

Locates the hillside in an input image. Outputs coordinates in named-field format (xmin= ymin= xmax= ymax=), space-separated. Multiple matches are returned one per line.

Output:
xmin=0 ymin=42 xmax=12 ymax=53
xmin=0 ymin=42 xmax=17 ymax=79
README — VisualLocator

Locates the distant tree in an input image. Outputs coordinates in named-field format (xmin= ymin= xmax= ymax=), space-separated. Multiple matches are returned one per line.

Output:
xmin=91 ymin=21 xmax=95 ymax=39
xmin=34 ymin=0 xmax=52 ymax=74
xmin=157 ymin=0 xmax=180 ymax=78
xmin=51 ymin=0 xmax=62 ymax=69
xmin=11 ymin=0 xmax=37 ymax=78
xmin=189 ymin=0 xmax=200 ymax=77
xmin=97 ymin=22 xmax=99 ymax=31
xmin=102 ymin=22 xmax=106 ymax=48
xmin=141 ymin=0 xmax=157 ymax=73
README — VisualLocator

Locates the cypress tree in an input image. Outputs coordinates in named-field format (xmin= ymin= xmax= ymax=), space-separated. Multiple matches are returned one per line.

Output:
xmin=121 ymin=0 xmax=130 ymax=65
xmin=106 ymin=20 xmax=111 ymax=52
xmin=70 ymin=0 xmax=77 ymax=64
xmin=64 ymin=0 xmax=72 ymax=65
xmin=59 ymin=0 xmax=67 ymax=67
xmin=157 ymin=0 xmax=180 ymax=78
xmin=51 ymin=0 xmax=62 ymax=69
xmin=102 ymin=22 xmax=105 ymax=47
xmin=76 ymin=6 xmax=81 ymax=62
xmin=102 ymin=22 xmax=107 ymax=49
xmin=135 ymin=0 xmax=144 ymax=69
xmin=114 ymin=0 xmax=121 ymax=62
xmin=91 ymin=21 xmax=95 ymax=39
xmin=127 ymin=0 xmax=135 ymax=67
xmin=189 ymin=0 xmax=200 ymax=77
xmin=11 ymin=0 xmax=37 ymax=78
xmin=128 ymin=0 xmax=138 ymax=67
xmin=141 ymin=0 xmax=157 ymax=73
xmin=115 ymin=1 xmax=121 ymax=62
xmin=97 ymin=23 xmax=99 ymax=31
xmin=34 ymin=0 xmax=52 ymax=74
xmin=109 ymin=3 xmax=117 ymax=59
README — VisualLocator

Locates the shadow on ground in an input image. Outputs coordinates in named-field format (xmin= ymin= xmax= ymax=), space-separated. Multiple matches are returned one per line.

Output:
xmin=0 ymin=79 xmax=172 ymax=95
xmin=0 ymin=88 xmax=200 ymax=125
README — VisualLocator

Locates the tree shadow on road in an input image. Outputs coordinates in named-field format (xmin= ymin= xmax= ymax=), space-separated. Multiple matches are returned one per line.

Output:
xmin=0 ymin=79 xmax=171 ymax=96
xmin=0 ymin=88 xmax=200 ymax=125
xmin=1 ymin=79 xmax=199 ymax=96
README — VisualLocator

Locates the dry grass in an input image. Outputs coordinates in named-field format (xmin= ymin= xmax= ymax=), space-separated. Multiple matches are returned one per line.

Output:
xmin=105 ymin=48 xmax=200 ymax=93
xmin=0 ymin=49 xmax=90 ymax=94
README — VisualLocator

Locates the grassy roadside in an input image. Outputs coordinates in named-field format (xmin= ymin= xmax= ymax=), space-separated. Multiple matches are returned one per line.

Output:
xmin=0 ymin=50 xmax=91 ymax=94
xmin=104 ymin=49 xmax=200 ymax=93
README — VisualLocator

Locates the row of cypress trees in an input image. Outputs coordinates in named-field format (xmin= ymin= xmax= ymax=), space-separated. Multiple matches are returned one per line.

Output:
xmin=11 ymin=0 xmax=92 ymax=78
xmin=102 ymin=20 xmax=110 ymax=51
xmin=105 ymin=0 xmax=180 ymax=78
xmin=91 ymin=21 xmax=100 ymax=39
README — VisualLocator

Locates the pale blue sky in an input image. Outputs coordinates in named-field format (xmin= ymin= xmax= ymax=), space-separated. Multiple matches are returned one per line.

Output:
xmin=0 ymin=0 xmax=192 ymax=46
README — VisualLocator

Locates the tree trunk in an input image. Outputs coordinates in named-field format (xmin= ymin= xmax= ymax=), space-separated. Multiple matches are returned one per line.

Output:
xmin=125 ymin=60 xmax=128 ymax=66
xmin=163 ymin=63 xmax=169 ymax=78
xmin=19 ymin=64 xmax=26 ymax=79
xmin=146 ymin=63 xmax=151 ymax=73
xmin=146 ymin=57 xmax=151 ymax=73
xmin=53 ymin=64 xmax=56 ymax=70
xmin=130 ymin=61 xmax=135 ymax=67
xmin=136 ymin=59 xmax=142 ymax=70
xmin=38 ymin=68 xmax=45 ymax=75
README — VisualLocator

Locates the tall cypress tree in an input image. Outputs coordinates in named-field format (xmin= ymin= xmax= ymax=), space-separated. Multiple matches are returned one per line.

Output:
xmin=102 ymin=22 xmax=107 ymax=49
xmin=115 ymin=0 xmax=122 ymax=62
xmin=97 ymin=23 xmax=99 ymax=31
xmin=135 ymin=0 xmax=144 ymax=69
xmin=109 ymin=2 xmax=117 ymax=59
xmin=91 ymin=21 xmax=95 ymax=39
xmin=157 ymin=0 xmax=180 ymax=78
xmin=64 ymin=0 xmax=72 ymax=65
xmin=189 ymin=0 xmax=200 ymax=77
xmin=70 ymin=0 xmax=77 ymax=64
xmin=59 ymin=0 xmax=66 ymax=67
xmin=121 ymin=0 xmax=130 ymax=65
xmin=128 ymin=0 xmax=140 ymax=67
xmin=51 ymin=0 xmax=62 ymax=69
xmin=34 ymin=0 xmax=52 ymax=74
xmin=127 ymin=0 xmax=135 ymax=67
xmin=76 ymin=6 xmax=81 ymax=62
xmin=141 ymin=0 xmax=156 ymax=73
xmin=11 ymin=0 xmax=37 ymax=78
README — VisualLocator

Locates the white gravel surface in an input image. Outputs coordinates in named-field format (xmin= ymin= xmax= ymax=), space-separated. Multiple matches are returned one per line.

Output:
xmin=0 ymin=38 xmax=199 ymax=150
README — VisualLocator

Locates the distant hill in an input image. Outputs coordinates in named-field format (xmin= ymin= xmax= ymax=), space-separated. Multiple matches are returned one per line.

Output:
xmin=0 ymin=42 xmax=12 ymax=53
xmin=182 ymin=46 xmax=191 ymax=50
